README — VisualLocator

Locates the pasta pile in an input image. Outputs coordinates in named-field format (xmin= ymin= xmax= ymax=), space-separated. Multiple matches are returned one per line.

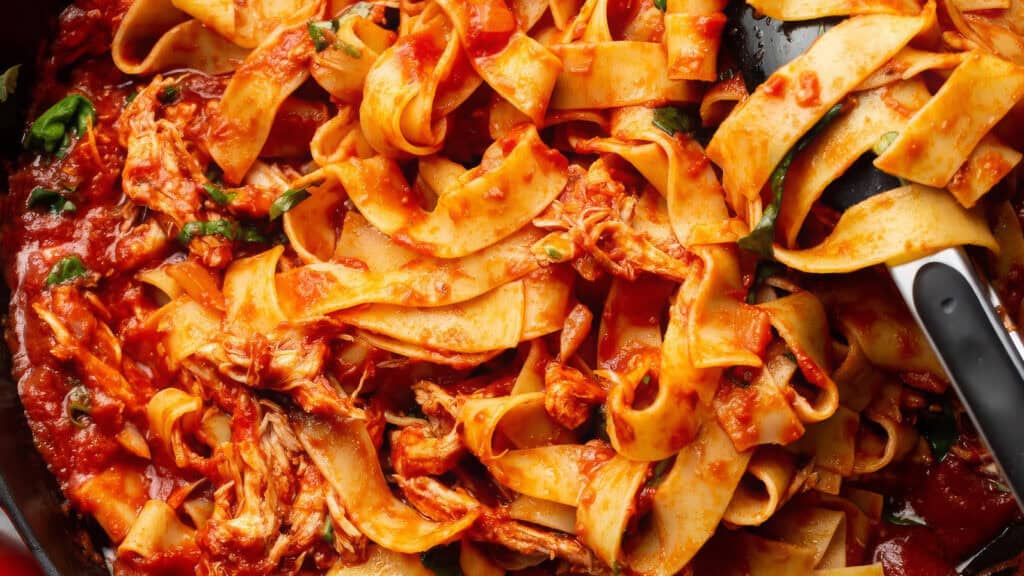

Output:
xmin=10 ymin=0 xmax=1024 ymax=574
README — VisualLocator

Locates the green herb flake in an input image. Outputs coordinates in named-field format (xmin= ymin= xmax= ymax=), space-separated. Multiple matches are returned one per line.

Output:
xmin=307 ymin=20 xmax=338 ymax=52
xmin=27 ymin=187 xmax=76 ymax=215
xmin=641 ymin=374 xmax=651 ymax=385
xmin=240 ymin=226 xmax=269 ymax=243
xmin=873 ymin=131 xmax=899 ymax=156
xmin=46 ymin=256 xmax=89 ymax=286
xmin=652 ymin=106 xmax=697 ymax=137
xmin=421 ymin=543 xmax=462 ymax=576
xmin=65 ymin=385 xmax=92 ymax=429
xmin=321 ymin=518 xmax=336 ymax=545
xmin=203 ymin=183 xmax=236 ymax=206
xmin=177 ymin=219 xmax=236 ymax=245
xmin=205 ymin=162 xmax=224 ymax=185
xmin=0 ymin=64 xmax=20 ymax=103
xmin=338 ymin=41 xmax=363 ymax=59
xmin=158 ymin=84 xmax=181 ymax=105
xmin=738 ymin=102 xmax=845 ymax=258
xmin=26 ymin=94 xmax=97 ymax=156
xmin=653 ymin=0 xmax=667 ymax=11
xmin=269 ymin=188 xmax=311 ymax=220
xmin=613 ymin=561 xmax=624 ymax=576
xmin=124 ymin=90 xmax=138 ymax=107
xmin=918 ymin=398 xmax=957 ymax=462
xmin=545 ymin=246 xmax=563 ymax=260
xmin=647 ymin=459 xmax=672 ymax=488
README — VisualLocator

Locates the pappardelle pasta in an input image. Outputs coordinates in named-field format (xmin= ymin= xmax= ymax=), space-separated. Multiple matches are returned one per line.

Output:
xmin=5 ymin=0 xmax=1024 ymax=574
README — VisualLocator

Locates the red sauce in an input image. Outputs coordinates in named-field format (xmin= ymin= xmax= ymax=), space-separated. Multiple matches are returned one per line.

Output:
xmin=464 ymin=0 xmax=517 ymax=58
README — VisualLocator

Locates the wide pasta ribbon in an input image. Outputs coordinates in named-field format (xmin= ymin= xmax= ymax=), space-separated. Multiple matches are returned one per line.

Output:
xmin=342 ymin=125 xmax=569 ymax=258
xmin=774 ymin=185 xmax=998 ymax=273
xmin=707 ymin=4 xmax=936 ymax=201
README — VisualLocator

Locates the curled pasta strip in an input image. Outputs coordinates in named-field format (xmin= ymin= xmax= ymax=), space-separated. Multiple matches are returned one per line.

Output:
xmin=360 ymin=5 xmax=481 ymax=157
xmin=343 ymin=124 xmax=568 ymax=258
xmin=112 ymin=0 xmax=250 ymax=75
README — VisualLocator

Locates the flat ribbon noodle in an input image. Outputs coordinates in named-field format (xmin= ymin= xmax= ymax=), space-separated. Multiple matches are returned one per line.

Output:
xmin=435 ymin=0 xmax=562 ymax=123
xmin=874 ymin=51 xmax=1024 ymax=189
xmin=664 ymin=0 xmax=728 ymax=82
xmin=459 ymin=393 xmax=597 ymax=506
xmin=576 ymin=455 xmax=650 ymax=567
xmin=359 ymin=5 xmax=482 ymax=157
xmin=756 ymin=291 xmax=840 ymax=423
xmin=748 ymin=0 xmax=920 ymax=20
xmin=620 ymin=415 xmax=752 ymax=575
xmin=722 ymin=447 xmax=797 ymax=526
xmin=171 ymin=0 xmax=323 ymax=48
xmin=706 ymin=5 xmax=935 ymax=201
xmin=209 ymin=25 xmax=314 ymax=183
xmin=296 ymin=412 xmax=480 ymax=553
xmin=223 ymin=246 xmax=288 ymax=335
xmin=774 ymin=185 xmax=999 ymax=274
xmin=342 ymin=125 xmax=569 ymax=258
xmin=777 ymin=79 xmax=932 ymax=247
xmin=112 ymin=0 xmax=250 ymax=75
xmin=274 ymin=224 xmax=546 ymax=318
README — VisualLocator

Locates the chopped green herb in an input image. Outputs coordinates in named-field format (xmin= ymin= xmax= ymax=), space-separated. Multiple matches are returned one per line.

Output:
xmin=421 ymin=543 xmax=462 ymax=576
xmin=545 ymin=246 xmax=563 ymax=260
xmin=0 ymin=64 xmax=19 ymax=103
xmin=873 ymin=131 xmax=899 ymax=156
xmin=338 ymin=41 xmax=362 ymax=58
xmin=882 ymin=501 xmax=927 ymax=527
xmin=46 ymin=256 xmax=89 ymax=286
xmin=718 ymin=68 xmax=735 ymax=82
xmin=652 ymin=106 xmax=698 ymax=137
xmin=653 ymin=0 xmax=667 ymax=10
xmin=738 ymin=102 xmax=845 ymax=258
xmin=203 ymin=183 xmax=236 ymax=205
xmin=918 ymin=398 xmax=957 ymax=461
xmin=27 ymin=187 xmax=76 ymax=214
xmin=26 ymin=94 xmax=96 ymax=156
xmin=158 ymin=84 xmax=181 ymax=105
xmin=124 ymin=90 xmax=138 ymax=107
xmin=269 ymin=188 xmax=311 ymax=220
xmin=177 ymin=219 xmax=236 ymax=245
xmin=782 ymin=350 xmax=797 ymax=363
xmin=746 ymin=260 xmax=786 ymax=303
xmin=613 ymin=561 xmax=623 ymax=576
xmin=307 ymin=20 xmax=339 ymax=52
xmin=65 ymin=385 xmax=91 ymax=428
xmin=240 ymin=226 xmax=269 ymax=243
xmin=321 ymin=518 xmax=335 ymax=545
xmin=641 ymin=374 xmax=651 ymax=385
xmin=989 ymin=479 xmax=1012 ymax=494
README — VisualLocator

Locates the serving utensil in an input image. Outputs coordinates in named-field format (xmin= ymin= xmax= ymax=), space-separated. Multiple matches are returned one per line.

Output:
xmin=725 ymin=0 xmax=1024 ymax=515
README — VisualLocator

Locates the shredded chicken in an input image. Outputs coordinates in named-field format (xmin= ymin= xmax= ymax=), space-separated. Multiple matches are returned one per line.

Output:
xmin=544 ymin=362 xmax=607 ymax=430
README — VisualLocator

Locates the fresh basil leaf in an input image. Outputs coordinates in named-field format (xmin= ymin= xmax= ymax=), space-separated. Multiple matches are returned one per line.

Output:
xmin=177 ymin=219 xmax=236 ymax=245
xmin=46 ymin=256 xmax=89 ymax=286
xmin=646 ymin=458 xmax=672 ymax=489
xmin=421 ymin=543 xmax=462 ymax=576
xmin=27 ymin=187 xmax=76 ymax=214
xmin=158 ymin=84 xmax=181 ymax=105
xmin=124 ymin=90 xmax=138 ymax=107
xmin=738 ymin=102 xmax=845 ymax=258
xmin=269 ymin=188 xmax=311 ymax=220
xmin=653 ymin=0 xmax=667 ymax=10
xmin=746 ymin=260 xmax=786 ymax=303
xmin=65 ymin=385 xmax=91 ymax=429
xmin=203 ymin=183 xmax=236 ymax=205
xmin=652 ymin=106 xmax=697 ymax=137
xmin=545 ymin=246 xmax=563 ymax=260
xmin=26 ymin=94 xmax=97 ymax=156
xmin=918 ymin=398 xmax=957 ymax=461
xmin=0 ymin=64 xmax=19 ymax=103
